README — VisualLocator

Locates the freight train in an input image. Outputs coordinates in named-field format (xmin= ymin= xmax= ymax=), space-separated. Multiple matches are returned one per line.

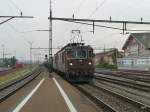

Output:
xmin=53 ymin=43 xmax=95 ymax=82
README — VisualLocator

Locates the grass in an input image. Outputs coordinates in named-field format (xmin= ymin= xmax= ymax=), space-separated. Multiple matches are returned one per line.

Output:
xmin=96 ymin=63 xmax=117 ymax=69
xmin=0 ymin=67 xmax=31 ymax=85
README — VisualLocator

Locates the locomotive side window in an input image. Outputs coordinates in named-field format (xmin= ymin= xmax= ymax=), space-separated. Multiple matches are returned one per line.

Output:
xmin=62 ymin=52 xmax=65 ymax=63
xmin=88 ymin=50 xmax=92 ymax=58
xmin=55 ymin=55 xmax=57 ymax=62
xmin=57 ymin=54 xmax=59 ymax=60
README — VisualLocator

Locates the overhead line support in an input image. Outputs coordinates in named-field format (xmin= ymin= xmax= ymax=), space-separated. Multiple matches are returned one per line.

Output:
xmin=50 ymin=17 xmax=150 ymax=34
xmin=0 ymin=17 xmax=14 ymax=25
xmin=31 ymin=48 xmax=60 ymax=50
xmin=0 ymin=16 xmax=33 ymax=18
xmin=51 ymin=17 xmax=150 ymax=24
xmin=0 ymin=16 xmax=34 ymax=25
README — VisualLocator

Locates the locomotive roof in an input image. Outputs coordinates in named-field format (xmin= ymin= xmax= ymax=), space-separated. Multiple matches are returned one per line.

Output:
xmin=63 ymin=43 xmax=84 ymax=48
xmin=62 ymin=43 xmax=92 ymax=50
xmin=55 ymin=43 xmax=93 ymax=55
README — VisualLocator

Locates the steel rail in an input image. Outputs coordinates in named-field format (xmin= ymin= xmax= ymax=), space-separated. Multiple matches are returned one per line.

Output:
xmin=95 ymin=69 xmax=150 ymax=75
xmin=95 ymin=70 xmax=150 ymax=83
xmin=94 ymin=73 xmax=150 ymax=92
xmin=91 ymin=83 xmax=150 ymax=112
xmin=0 ymin=68 xmax=41 ymax=102
xmin=75 ymin=85 xmax=118 ymax=112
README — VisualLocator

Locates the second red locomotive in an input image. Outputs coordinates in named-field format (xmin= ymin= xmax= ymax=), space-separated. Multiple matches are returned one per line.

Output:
xmin=53 ymin=43 xmax=94 ymax=82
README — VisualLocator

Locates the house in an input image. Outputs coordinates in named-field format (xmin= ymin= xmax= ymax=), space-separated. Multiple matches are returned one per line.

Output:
xmin=117 ymin=32 xmax=150 ymax=71
xmin=122 ymin=32 xmax=150 ymax=57
xmin=94 ymin=49 xmax=123 ymax=65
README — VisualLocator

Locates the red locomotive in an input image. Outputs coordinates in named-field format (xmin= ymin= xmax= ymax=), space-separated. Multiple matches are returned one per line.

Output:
xmin=53 ymin=43 xmax=95 ymax=82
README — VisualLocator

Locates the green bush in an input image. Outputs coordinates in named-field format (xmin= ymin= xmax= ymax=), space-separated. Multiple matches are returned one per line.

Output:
xmin=96 ymin=63 xmax=117 ymax=69
xmin=97 ymin=54 xmax=118 ymax=69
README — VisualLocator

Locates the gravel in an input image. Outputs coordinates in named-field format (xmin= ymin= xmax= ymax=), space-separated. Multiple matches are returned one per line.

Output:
xmin=79 ymin=84 xmax=148 ymax=112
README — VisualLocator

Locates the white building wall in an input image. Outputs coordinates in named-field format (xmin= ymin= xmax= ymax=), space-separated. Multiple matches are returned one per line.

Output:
xmin=124 ymin=37 xmax=146 ymax=57
xmin=117 ymin=57 xmax=150 ymax=71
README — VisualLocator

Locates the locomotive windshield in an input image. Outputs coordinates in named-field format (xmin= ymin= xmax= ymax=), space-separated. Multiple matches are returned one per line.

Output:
xmin=67 ymin=50 xmax=76 ymax=58
xmin=76 ymin=50 xmax=86 ymax=58
xmin=67 ymin=49 xmax=92 ymax=59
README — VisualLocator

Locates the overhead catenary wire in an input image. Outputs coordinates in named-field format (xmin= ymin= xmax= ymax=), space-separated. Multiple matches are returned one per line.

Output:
xmin=9 ymin=0 xmax=22 ymax=12
xmin=0 ymin=17 xmax=20 ymax=33
xmin=77 ymin=0 xmax=108 ymax=29
xmin=8 ymin=0 xmax=36 ymax=33
xmin=0 ymin=25 xmax=16 ymax=40
xmin=62 ymin=19 xmax=150 ymax=32
xmin=87 ymin=0 xmax=108 ymax=18
xmin=73 ymin=0 xmax=87 ymax=15
xmin=0 ymin=18 xmax=33 ymax=49
xmin=0 ymin=3 xmax=22 ymax=33
xmin=71 ymin=0 xmax=87 ymax=30
xmin=0 ymin=17 xmax=28 ymax=34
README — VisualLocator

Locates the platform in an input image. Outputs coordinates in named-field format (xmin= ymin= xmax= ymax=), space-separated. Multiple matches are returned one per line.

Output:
xmin=0 ymin=71 xmax=100 ymax=112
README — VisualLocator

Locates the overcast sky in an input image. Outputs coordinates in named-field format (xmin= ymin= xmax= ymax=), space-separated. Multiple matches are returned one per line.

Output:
xmin=1 ymin=0 xmax=150 ymax=61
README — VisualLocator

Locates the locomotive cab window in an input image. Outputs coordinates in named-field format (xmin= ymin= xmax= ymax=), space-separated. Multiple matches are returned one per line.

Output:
xmin=76 ymin=50 xmax=86 ymax=58
xmin=67 ymin=50 xmax=76 ymax=58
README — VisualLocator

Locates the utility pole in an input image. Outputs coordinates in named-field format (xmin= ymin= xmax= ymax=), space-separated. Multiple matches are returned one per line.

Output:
xmin=37 ymin=0 xmax=53 ymax=71
xmin=49 ymin=0 xmax=53 ymax=72
xmin=26 ymin=41 xmax=34 ymax=69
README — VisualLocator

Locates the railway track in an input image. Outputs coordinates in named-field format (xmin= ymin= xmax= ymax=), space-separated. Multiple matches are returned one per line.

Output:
xmin=115 ymin=70 xmax=150 ymax=75
xmin=0 ymin=68 xmax=16 ymax=77
xmin=95 ymin=68 xmax=150 ymax=75
xmin=75 ymin=83 xmax=150 ymax=112
xmin=0 ymin=68 xmax=11 ymax=72
xmin=95 ymin=69 xmax=150 ymax=83
xmin=95 ymin=78 xmax=150 ymax=107
xmin=95 ymin=73 xmax=150 ymax=92
xmin=75 ymin=84 xmax=117 ymax=112
xmin=0 ymin=66 xmax=42 ymax=102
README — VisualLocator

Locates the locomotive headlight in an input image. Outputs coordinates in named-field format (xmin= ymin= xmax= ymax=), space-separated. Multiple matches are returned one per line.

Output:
xmin=69 ymin=62 xmax=73 ymax=66
xmin=88 ymin=62 xmax=92 ymax=65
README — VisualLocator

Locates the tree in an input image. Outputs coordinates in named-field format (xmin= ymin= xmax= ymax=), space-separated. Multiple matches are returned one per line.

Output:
xmin=112 ymin=49 xmax=118 ymax=64
xmin=10 ymin=56 xmax=17 ymax=67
